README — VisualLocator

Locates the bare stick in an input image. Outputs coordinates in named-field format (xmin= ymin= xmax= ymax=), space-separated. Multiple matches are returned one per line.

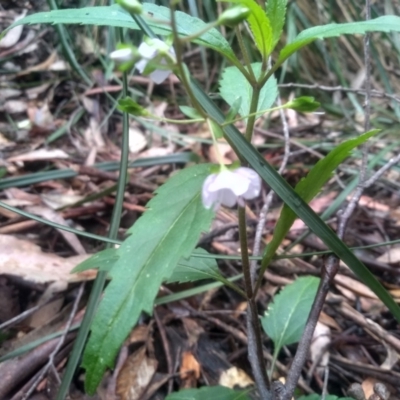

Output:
xmin=278 ymin=83 xmax=400 ymax=103
xmin=282 ymin=256 xmax=339 ymax=400
xmin=21 ymin=284 xmax=85 ymax=400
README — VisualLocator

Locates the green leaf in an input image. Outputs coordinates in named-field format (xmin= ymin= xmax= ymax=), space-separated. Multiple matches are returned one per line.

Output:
xmin=179 ymin=106 xmax=203 ymax=120
xmin=190 ymin=78 xmax=400 ymax=323
xmin=279 ymin=15 xmax=400 ymax=63
xmin=71 ymin=248 xmax=119 ymax=273
xmin=165 ymin=386 xmax=251 ymax=400
xmin=265 ymin=0 xmax=287 ymax=49
xmin=285 ymin=96 xmax=320 ymax=112
xmin=261 ymin=276 xmax=319 ymax=354
xmin=4 ymin=4 xmax=236 ymax=64
xmin=166 ymin=248 xmax=223 ymax=284
xmin=225 ymin=97 xmax=242 ymax=123
xmin=117 ymin=97 xmax=148 ymax=116
xmin=261 ymin=129 xmax=379 ymax=271
xmin=220 ymin=63 xmax=278 ymax=120
xmin=82 ymin=164 xmax=214 ymax=393
xmin=220 ymin=0 xmax=273 ymax=56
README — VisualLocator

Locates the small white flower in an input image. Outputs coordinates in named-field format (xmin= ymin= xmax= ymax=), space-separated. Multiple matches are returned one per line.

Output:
xmin=202 ymin=167 xmax=261 ymax=210
xmin=109 ymin=48 xmax=135 ymax=63
xmin=135 ymin=39 xmax=175 ymax=84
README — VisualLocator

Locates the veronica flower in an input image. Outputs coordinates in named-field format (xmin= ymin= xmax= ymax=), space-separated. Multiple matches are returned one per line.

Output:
xmin=202 ymin=167 xmax=261 ymax=210
xmin=109 ymin=48 xmax=136 ymax=63
xmin=135 ymin=38 xmax=176 ymax=84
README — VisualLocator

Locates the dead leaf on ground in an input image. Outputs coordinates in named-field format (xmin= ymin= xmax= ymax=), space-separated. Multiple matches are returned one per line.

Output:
xmin=180 ymin=350 xmax=200 ymax=389
xmin=310 ymin=322 xmax=331 ymax=376
xmin=116 ymin=346 xmax=158 ymax=400
xmin=377 ymin=246 xmax=400 ymax=264
xmin=0 ymin=234 xmax=93 ymax=284
xmin=0 ymin=10 xmax=27 ymax=48
xmin=7 ymin=148 xmax=69 ymax=162
xmin=219 ymin=366 xmax=253 ymax=389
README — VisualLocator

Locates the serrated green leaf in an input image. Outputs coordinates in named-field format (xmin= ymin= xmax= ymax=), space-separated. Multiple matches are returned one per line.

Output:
xmin=261 ymin=276 xmax=319 ymax=354
xmin=220 ymin=0 xmax=273 ymax=56
xmin=166 ymin=386 xmax=251 ymax=400
xmin=265 ymin=0 xmax=287 ymax=49
xmin=82 ymin=164 xmax=214 ymax=394
xmin=279 ymin=15 xmax=400 ymax=63
xmin=220 ymin=63 xmax=278 ymax=120
xmin=4 ymin=4 xmax=236 ymax=64
xmin=166 ymin=248 xmax=222 ymax=284
xmin=190 ymin=79 xmax=400 ymax=323
xmin=179 ymin=106 xmax=203 ymax=120
xmin=71 ymin=248 xmax=119 ymax=273
xmin=261 ymin=129 xmax=379 ymax=271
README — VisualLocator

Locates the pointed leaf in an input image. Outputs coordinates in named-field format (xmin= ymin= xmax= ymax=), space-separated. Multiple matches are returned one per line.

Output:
xmin=261 ymin=129 xmax=379 ymax=270
xmin=279 ymin=15 xmax=400 ymax=63
xmin=166 ymin=248 xmax=223 ymax=284
xmin=82 ymin=164 xmax=214 ymax=393
xmin=179 ymin=106 xmax=203 ymax=120
xmin=220 ymin=63 xmax=278 ymax=120
xmin=166 ymin=386 xmax=251 ymax=400
xmin=265 ymin=0 xmax=287 ymax=49
xmin=261 ymin=276 xmax=319 ymax=354
xmin=220 ymin=0 xmax=273 ymax=56
xmin=4 ymin=4 xmax=236 ymax=64
xmin=71 ymin=248 xmax=118 ymax=273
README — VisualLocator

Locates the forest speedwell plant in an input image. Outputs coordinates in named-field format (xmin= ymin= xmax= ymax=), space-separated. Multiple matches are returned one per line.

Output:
xmin=4 ymin=0 xmax=400 ymax=399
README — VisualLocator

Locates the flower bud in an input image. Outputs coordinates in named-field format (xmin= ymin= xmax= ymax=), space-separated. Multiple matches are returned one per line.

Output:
xmin=116 ymin=0 xmax=143 ymax=14
xmin=218 ymin=6 xmax=251 ymax=27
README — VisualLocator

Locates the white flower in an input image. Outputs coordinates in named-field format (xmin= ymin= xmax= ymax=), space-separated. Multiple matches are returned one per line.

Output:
xmin=135 ymin=39 xmax=175 ymax=84
xmin=202 ymin=167 xmax=261 ymax=210
xmin=109 ymin=48 xmax=135 ymax=63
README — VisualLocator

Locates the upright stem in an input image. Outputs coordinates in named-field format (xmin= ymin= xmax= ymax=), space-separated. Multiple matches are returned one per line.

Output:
xmin=238 ymin=207 xmax=271 ymax=398
xmin=245 ymin=86 xmax=261 ymax=142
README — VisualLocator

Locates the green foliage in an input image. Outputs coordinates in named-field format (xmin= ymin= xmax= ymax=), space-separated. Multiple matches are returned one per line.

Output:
xmin=279 ymin=15 xmax=400 ymax=63
xmin=166 ymin=386 xmax=251 ymax=400
xmin=261 ymin=277 xmax=319 ymax=355
xmin=261 ymin=129 xmax=379 ymax=272
xmin=117 ymin=97 xmax=148 ymax=116
xmin=72 ymin=248 xmax=118 ymax=273
xmin=265 ymin=0 xmax=287 ymax=49
xmin=221 ymin=0 xmax=273 ymax=57
xmin=285 ymin=96 xmax=320 ymax=112
xmin=81 ymin=164 xmax=214 ymax=393
xmin=192 ymin=79 xmax=400 ymax=322
xmin=219 ymin=63 xmax=278 ymax=120
xmin=166 ymin=248 xmax=223 ymax=284
xmin=5 ymin=4 xmax=237 ymax=64
xmin=179 ymin=106 xmax=204 ymax=120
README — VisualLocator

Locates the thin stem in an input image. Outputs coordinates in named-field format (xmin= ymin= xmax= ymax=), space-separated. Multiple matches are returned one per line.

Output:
xmin=244 ymin=86 xmax=261 ymax=142
xmin=282 ymin=256 xmax=339 ymax=400
xmin=56 ymin=30 xmax=131 ymax=400
xmin=235 ymin=26 xmax=257 ymax=83
xmin=238 ymin=207 xmax=271 ymax=397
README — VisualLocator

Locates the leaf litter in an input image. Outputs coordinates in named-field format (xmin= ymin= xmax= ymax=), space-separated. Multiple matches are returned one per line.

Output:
xmin=0 ymin=0 xmax=400 ymax=399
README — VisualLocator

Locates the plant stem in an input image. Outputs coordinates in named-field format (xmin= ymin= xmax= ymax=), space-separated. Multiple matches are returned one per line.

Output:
xmin=245 ymin=86 xmax=261 ymax=142
xmin=238 ymin=206 xmax=271 ymax=397
xmin=282 ymin=256 xmax=339 ymax=400
xmin=235 ymin=26 xmax=257 ymax=83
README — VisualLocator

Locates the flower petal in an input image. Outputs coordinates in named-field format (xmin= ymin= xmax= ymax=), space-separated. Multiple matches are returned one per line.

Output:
xmin=138 ymin=41 xmax=158 ymax=60
xmin=110 ymin=48 xmax=134 ymax=63
xmin=135 ymin=58 xmax=148 ymax=73
xmin=149 ymin=69 xmax=171 ymax=84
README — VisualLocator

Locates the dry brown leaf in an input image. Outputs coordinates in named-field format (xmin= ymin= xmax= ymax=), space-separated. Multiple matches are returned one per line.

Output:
xmin=0 ymin=10 xmax=27 ymax=48
xmin=310 ymin=322 xmax=331 ymax=376
xmin=335 ymin=274 xmax=378 ymax=299
xmin=116 ymin=346 xmax=157 ymax=400
xmin=0 ymin=234 xmax=93 ymax=283
xmin=7 ymin=148 xmax=69 ymax=162
xmin=362 ymin=377 xmax=379 ymax=399
xmin=26 ymin=205 xmax=86 ymax=255
xmin=377 ymin=247 xmax=400 ymax=264
xmin=219 ymin=367 xmax=253 ymax=388
xmin=180 ymin=350 xmax=200 ymax=389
